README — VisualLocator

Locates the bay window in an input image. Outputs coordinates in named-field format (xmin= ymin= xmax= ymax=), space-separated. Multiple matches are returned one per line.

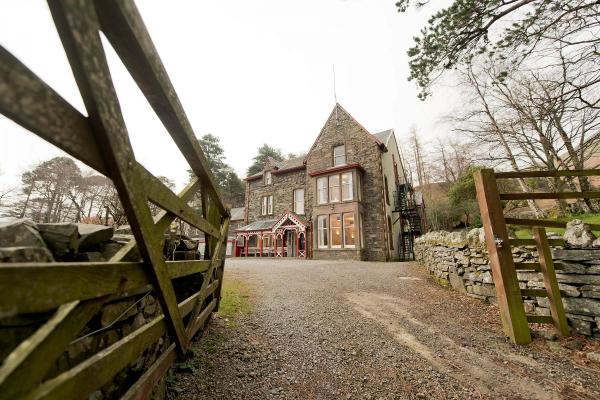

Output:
xmin=341 ymin=172 xmax=353 ymax=201
xmin=317 ymin=215 xmax=329 ymax=248
xmin=330 ymin=214 xmax=342 ymax=248
xmin=344 ymin=213 xmax=355 ymax=248
xmin=329 ymin=175 xmax=340 ymax=202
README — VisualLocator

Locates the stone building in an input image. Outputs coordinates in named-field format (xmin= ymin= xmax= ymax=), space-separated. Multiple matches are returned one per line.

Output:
xmin=234 ymin=103 xmax=423 ymax=261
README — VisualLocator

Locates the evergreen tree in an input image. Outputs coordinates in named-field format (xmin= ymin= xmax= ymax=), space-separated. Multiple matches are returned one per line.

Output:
xmin=246 ymin=144 xmax=284 ymax=176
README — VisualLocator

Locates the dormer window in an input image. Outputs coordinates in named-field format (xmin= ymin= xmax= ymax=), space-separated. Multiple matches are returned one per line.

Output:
xmin=264 ymin=171 xmax=272 ymax=185
xmin=333 ymin=145 xmax=346 ymax=166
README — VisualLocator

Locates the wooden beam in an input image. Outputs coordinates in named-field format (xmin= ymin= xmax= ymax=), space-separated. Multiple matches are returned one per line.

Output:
xmin=136 ymin=163 xmax=220 ymax=238
xmin=514 ymin=262 xmax=564 ymax=271
xmin=93 ymin=0 xmax=227 ymax=217
xmin=474 ymin=169 xmax=531 ymax=344
xmin=0 ymin=260 xmax=209 ymax=315
xmin=533 ymin=228 xmax=570 ymax=337
xmin=0 ymin=45 xmax=107 ymax=176
xmin=495 ymin=169 xmax=600 ymax=179
xmin=110 ymin=177 xmax=202 ymax=262
xmin=505 ymin=218 xmax=600 ymax=231
xmin=48 ymin=0 xmax=188 ymax=352
xmin=500 ymin=192 xmax=600 ymax=200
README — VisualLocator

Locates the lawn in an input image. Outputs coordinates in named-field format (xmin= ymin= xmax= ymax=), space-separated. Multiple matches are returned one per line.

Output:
xmin=514 ymin=212 xmax=600 ymax=239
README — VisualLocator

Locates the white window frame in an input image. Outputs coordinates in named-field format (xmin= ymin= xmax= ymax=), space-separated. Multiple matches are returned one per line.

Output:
xmin=333 ymin=145 xmax=346 ymax=166
xmin=330 ymin=213 xmax=342 ymax=248
xmin=341 ymin=172 xmax=353 ymax=201
xmin=329 ymin=175 xmax=340 ymax=203
xmin=265 ymin=171 xmax=272 ymax=185
xmin=317 ymin=177 xmax=328 ymax=204
xmin=294 ymin=188 xmax=305 ymax=215
xmin=317 ymin=215 xmax=329 ymax=248
xmin=267 ymin=195 xmax=273 ymax=214
xmin=261 ymin=196 xmax=267 ymax=215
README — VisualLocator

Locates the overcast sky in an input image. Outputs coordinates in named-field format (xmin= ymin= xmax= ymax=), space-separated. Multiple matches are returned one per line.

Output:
xmin=1 ymin=0 xmax=456 ymax=191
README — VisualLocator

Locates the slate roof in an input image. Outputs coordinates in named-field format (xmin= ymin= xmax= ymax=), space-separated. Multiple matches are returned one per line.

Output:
xmin=230 ymin=207 xmax=245 ymax=221
xmin=235 ymin=219 xmax=277 ymax=232
xmin=246 ymin=156 xmax=306 ymax=179
xmin=373 ymin=129 xmax=393 ymax=145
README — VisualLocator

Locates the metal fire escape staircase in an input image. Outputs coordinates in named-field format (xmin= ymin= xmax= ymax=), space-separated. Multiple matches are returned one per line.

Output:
xmin=393 ymin=183 xmax=423 ymax=261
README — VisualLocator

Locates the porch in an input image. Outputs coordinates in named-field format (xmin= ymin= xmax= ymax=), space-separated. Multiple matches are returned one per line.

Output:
xmin=234 ymin=211 xmax=310 ymax=258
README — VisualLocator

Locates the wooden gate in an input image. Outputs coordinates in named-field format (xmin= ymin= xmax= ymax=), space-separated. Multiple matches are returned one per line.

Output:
xmin=474 ymin=168 xmax=600 ymax=344
xmin=0 ymin=1 xmax=230 ymax=398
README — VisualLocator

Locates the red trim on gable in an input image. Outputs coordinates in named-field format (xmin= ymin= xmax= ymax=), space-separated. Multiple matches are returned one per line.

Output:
xmin=244 ymin=175 xmax=262 ymax=182
xmin=308 ymin=163 xmax=366 ymax=177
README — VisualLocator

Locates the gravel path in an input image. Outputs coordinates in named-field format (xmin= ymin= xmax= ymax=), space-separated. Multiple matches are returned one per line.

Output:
xmin=169 ymin=259 xmax=600 ymax=400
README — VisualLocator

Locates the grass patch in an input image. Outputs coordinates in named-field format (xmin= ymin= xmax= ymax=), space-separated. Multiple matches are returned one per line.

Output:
xmin=513 ymin=212 xmax=600 ymax=239
xmin=217 ymin=273 xmax=253 ymax=322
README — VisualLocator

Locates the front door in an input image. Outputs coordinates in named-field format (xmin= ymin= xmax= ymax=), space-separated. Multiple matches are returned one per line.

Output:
xmin=286 ymin=230 xmax=297 ymax=257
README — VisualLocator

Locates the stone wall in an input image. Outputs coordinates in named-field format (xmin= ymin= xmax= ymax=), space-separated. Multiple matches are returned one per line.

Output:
xmin=246 ymin=168 xmax=307 ymax=223
xmin=0 ymin=219 xmax=206 ymax=399
xmin=414 ymin=229 xmax=600 ymax=338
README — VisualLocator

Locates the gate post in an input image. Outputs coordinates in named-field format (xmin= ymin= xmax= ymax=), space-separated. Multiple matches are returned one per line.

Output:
xmin=474 ymin=169 xmax=531 ymax=344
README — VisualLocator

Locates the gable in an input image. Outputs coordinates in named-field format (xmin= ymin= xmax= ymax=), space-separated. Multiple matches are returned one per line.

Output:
xmin=304 ymin=103 xmax=384 ymax=167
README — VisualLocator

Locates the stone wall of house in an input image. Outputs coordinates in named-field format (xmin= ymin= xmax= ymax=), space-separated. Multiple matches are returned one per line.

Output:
xmin=245 ymin=169 xmax=307 ymax=223
xmin=414 ymin=229 xmax=600 ymax=338
xmin=305 ymin=104 xmax=388 ymax=261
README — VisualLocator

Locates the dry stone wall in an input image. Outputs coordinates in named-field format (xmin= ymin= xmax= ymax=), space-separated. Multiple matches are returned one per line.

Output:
xmin=0 ymin=219 xmax=205 ymax=399
xmin=414 ymin=229 xmax=600 ymax=338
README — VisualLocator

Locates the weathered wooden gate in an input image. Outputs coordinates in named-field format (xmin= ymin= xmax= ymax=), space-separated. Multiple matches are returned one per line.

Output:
xmin=474 ymin=168 xmax=600 ymax=344
xmin=0 ymin=1 xmax=230 ymax=398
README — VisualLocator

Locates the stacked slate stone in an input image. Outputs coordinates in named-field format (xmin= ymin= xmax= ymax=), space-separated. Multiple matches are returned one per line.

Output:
xmin=0 ymin=218 xmax=202 ymax=399
xmin=414 ymin=220 xmax=600 ymax=339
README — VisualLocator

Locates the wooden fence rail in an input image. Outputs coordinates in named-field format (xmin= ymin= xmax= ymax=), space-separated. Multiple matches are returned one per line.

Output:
xmin=474 ymin=168 xmax=599 ymax=344
xmin=0 ymin=1 xmax=230 ymax=398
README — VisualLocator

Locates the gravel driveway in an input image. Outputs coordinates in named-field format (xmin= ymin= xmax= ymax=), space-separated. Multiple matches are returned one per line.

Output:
xmin=169 ymin=259 xmax=600 ymax=400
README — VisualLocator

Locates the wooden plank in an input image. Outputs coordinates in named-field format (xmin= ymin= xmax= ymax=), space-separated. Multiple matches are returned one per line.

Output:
xmin=505 ymin=218 xmax=600 ymax=231
xmin=48 ymin=0 xmax=189 ymax=352
xmin=500 ymin=192 xmax=600 ymax=200
xmin=474 ymin=169 xmax=531 ymax=344
xmin=185 ymin=217 xmax=229 ymax=334
xmin=122 ymin=281 xmax=219 ymax=400
xmin=0 ymin=260 xmax=209 ymax=315
xmin=514 ymin=262 xmax=564 ymax=271
xmin=521 ymin=289 xmax=548 ymax=297
xmin=0 ymin=298 xmax=106 ymax=399
xmin=526 ymin=315 xmax=554 ymax=324
xmin=0 ymin=46 xmax=108 ymax=176
xmin=136 ymin=163 xmax=220 ymax=238
xmin=509 ymin=238 xmax=564 ymax=247
xmin=495 ymin=169 xmax=600 ymax=179
xmin=533 ymin=228 xmax=570 ymax=337
xmin=120 ymin=343 xmax=177 ymax=400
xmin=93 ymin=0 xmax=226 ymax=217
xmin=110 ymin=177 xmax=201 ymax=262
xmin=25 ymin=292 xmax=216 ymax=400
